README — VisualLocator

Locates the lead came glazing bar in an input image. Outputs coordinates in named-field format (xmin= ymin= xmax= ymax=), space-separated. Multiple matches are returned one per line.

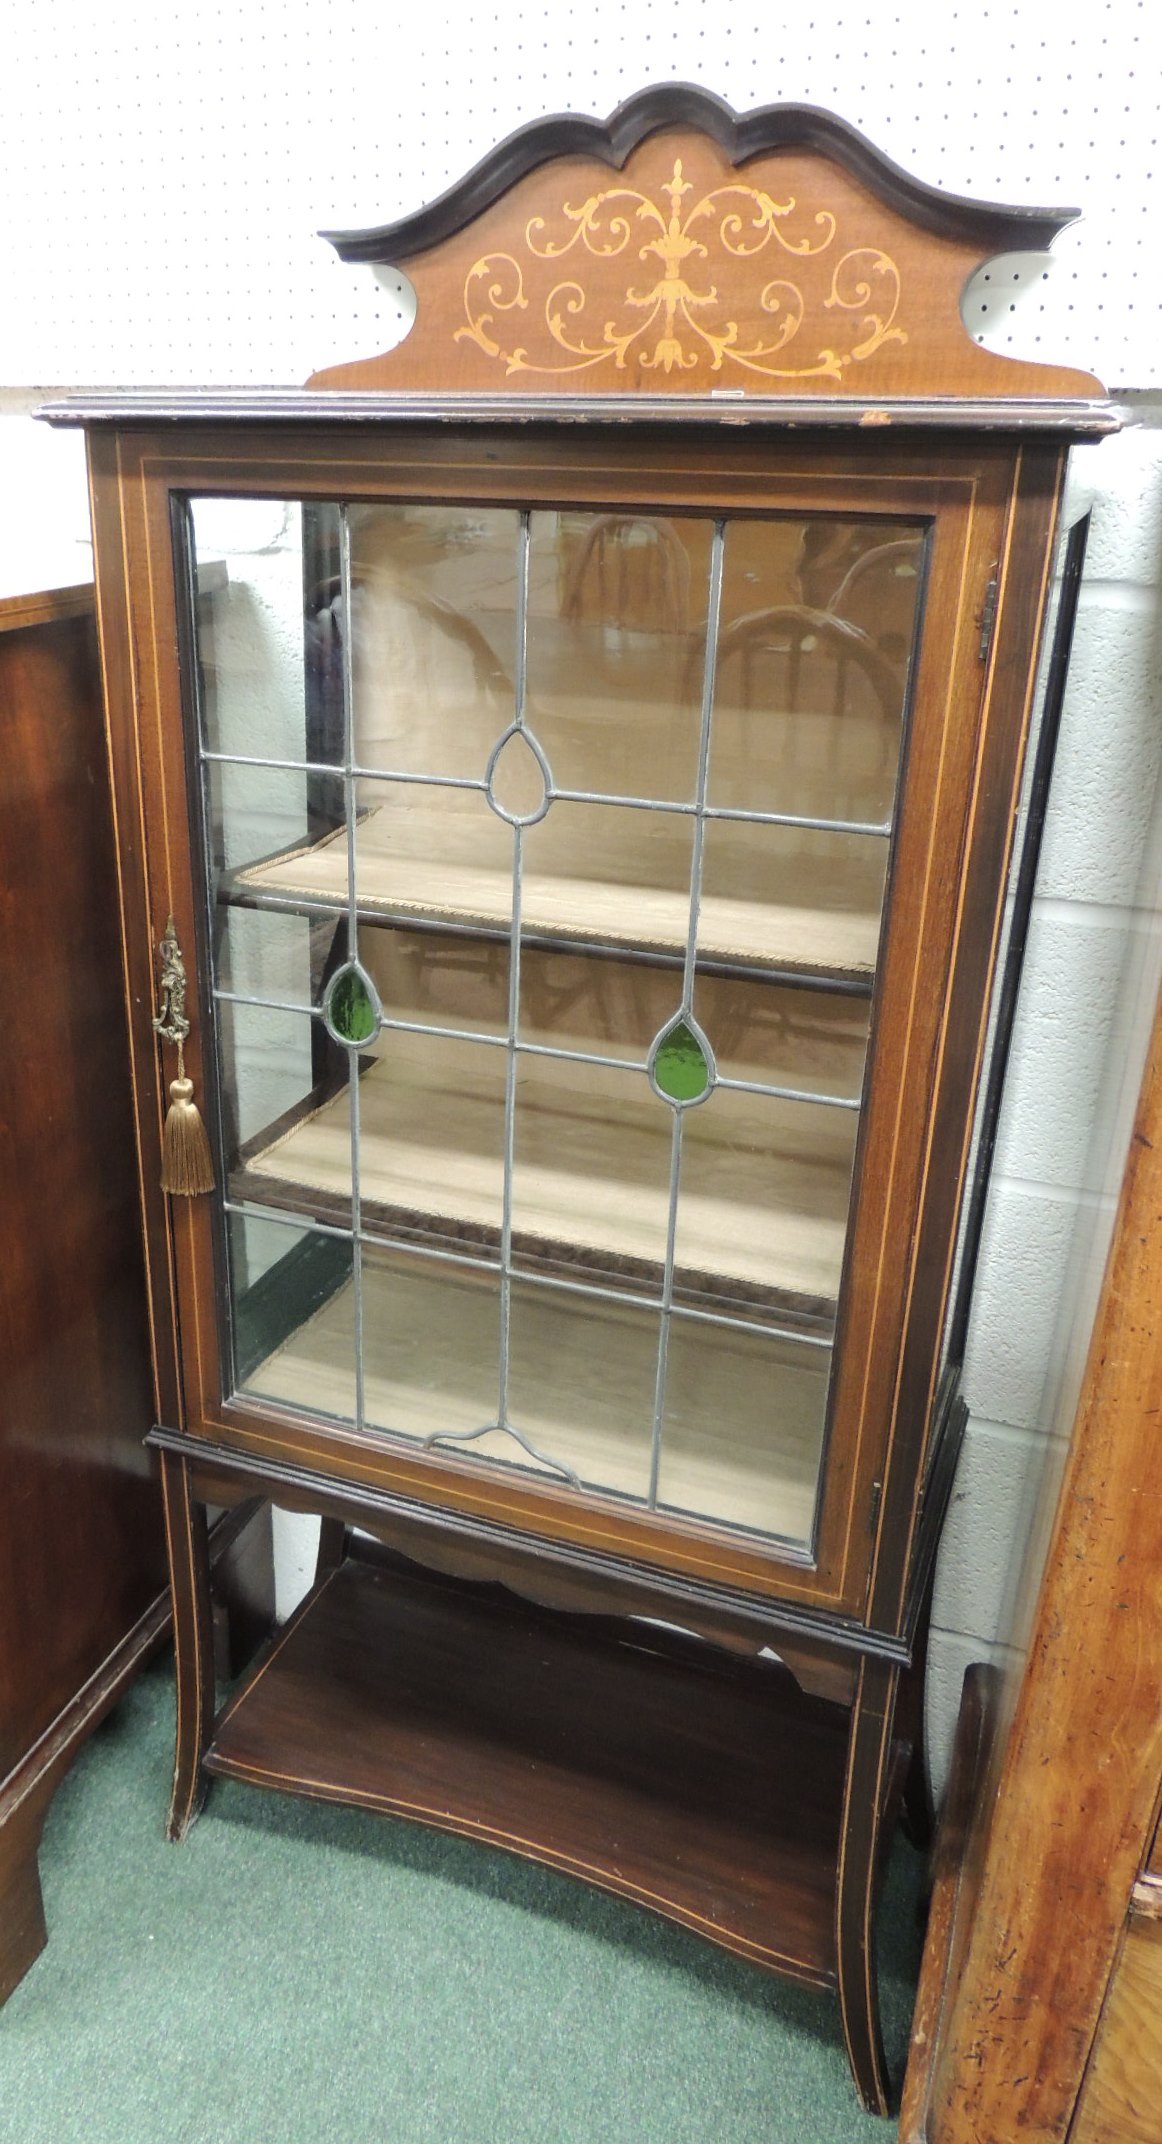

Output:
xmin=417 ymin=510 xmax=579 ymax=1488
xmin=648 ymin=517 xmax=726 ymax=1508
xmin=495 ymin=513 xmax=530 ymax=1436
xmin=201 ymin=753 xmax=889 ymax=837
xmin=339 ymin=506 xmax=366 ymax=1433
xmin=212 ymin=991 xmax=861 ymax=1109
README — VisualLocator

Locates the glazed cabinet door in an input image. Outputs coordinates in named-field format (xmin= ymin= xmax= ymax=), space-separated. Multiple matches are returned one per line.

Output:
xmin=89 ymin=426 xmax=1051 ymax=1617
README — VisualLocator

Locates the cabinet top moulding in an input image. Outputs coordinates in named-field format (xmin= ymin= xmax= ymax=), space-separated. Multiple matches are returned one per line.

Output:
xmin=42 ymin=83 xmax=1112 ymax=435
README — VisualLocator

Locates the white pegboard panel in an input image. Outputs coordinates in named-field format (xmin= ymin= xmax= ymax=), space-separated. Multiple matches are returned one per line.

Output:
xmin=1 ymin=0 xmax=1156 ymax=388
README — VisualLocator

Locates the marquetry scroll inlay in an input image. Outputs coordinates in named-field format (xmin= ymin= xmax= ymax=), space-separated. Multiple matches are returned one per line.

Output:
xmin=454 ymin=158 xmax=906 ymax=383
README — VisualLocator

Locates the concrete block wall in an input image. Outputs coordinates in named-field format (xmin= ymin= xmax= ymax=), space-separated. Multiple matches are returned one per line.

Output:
xmin=926 ymin=408 xmax=1162 ymax=1792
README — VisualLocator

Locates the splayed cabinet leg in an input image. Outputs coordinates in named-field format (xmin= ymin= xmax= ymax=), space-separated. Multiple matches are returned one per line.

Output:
xmin=160 ymin=1452 xmax=215 ymax=1842
xmin=836 ymin=1657 xmax=901 ymax=2115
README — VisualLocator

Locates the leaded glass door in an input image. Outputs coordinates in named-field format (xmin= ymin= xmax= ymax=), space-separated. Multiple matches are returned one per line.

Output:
xmin=189 ymin=487 xmax=925 ymax=1567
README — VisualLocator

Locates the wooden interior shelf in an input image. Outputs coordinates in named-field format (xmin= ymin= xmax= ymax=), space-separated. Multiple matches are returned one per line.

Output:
xmin=241 ymin=1244 xmax=828 ymax=1541
xmin=233 ymin=1027 xmax=857 ymax=1321
xmin=235 ymin=801 xmax=889 ymax=986
xmin=205 ymin=1546 xmax=868 ymax=1983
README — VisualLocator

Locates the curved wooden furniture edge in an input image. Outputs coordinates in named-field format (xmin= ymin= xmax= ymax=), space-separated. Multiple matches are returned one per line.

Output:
xmin=320 ymin=84 xmax=1079 ymax=262
xmin=898 ymin=1662 xmax=1003 ymax=2142
xmin=0 ymin=1499 xmax=271 ymax=2000
xmin=0 ymin=1582 xmax=171 ymax=2005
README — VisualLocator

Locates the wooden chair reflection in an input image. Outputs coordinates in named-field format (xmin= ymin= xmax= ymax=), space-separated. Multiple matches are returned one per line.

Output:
xmin=826 ymin=539 xmax=923 ymax=667
xmin=562 ymin=515 xmax=692 ymax=635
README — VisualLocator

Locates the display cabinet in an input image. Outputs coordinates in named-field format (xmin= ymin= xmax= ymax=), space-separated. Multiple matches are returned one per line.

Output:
xmin=46 ymin=87 xmax=1113 ymax=2110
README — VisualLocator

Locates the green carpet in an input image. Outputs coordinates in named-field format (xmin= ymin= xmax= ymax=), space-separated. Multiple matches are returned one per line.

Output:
xmin=0 ymin=1658 xmax=923 ymax=2144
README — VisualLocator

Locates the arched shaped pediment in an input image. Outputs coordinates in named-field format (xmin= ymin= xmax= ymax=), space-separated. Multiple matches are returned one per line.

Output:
xmin=310 ymin=83 xmax=1104 ymax=407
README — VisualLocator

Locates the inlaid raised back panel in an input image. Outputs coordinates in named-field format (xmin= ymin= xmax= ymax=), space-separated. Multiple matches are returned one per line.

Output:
xmin=308 ymin=111 xmax=1102 ymax=403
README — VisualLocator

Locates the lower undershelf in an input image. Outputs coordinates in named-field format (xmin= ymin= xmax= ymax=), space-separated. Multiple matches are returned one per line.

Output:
xmin=205 ymin=1550 xmax=855 ymax=1985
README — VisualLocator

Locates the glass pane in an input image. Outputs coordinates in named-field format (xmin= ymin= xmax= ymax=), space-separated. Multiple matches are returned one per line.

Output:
xmin=520 ymin=801 xmax=695 ymax=956
xmin=220 ymin=1001 xmax=353 ymax=1229
xmin=698 ymin=817 xmax=889 ymax=983
xmin=510 ymin=1056 xmax=674 ymax=1291
xmin=710 ymin=516 xmax=924 ymax=825
xmin=691 ymin=971 xmax=869 ymax=1101
xmin=357 ymin=1031 xmax=507 ymax=1254
xmin=361 ymin=926 xmax=509 ymax=1040
xmin=205 ymin=759 xmax=346 ymax=936
xmin=214 ymin=906 xmax=345 ymax=1012
xmin=526 ymin=509 xmax=713 ymax=803
xmin=656 ymin=1322 xmax=830 ymax=1546
xmin=519 ymin=946 xmax=679 ymax=1066
xmin=360 ymin=1243 xmax=500 ymax=1443
xmin=507 ymin=1279 xmax=658 ymax=1498
xmin=228 ymin=1208 xmax=355 ymax=1423
xmin=353 ymin=775 xmax=512 ymax=932
xmin=188 ymin=493 xmax=930 ymax=1563
xmin=673 ymin=1088 xmax=858 ymax=1328
xmin=191 ymin=499 xmax=312 ymax=763
xmin=348 ymin=503 xmax=519 ymax=780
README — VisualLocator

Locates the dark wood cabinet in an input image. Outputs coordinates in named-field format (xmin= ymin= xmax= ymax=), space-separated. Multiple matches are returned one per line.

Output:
xmin=0 ymin=573 xmax=167 ymax=2004
xmin=45 ymin=88 xmax=1112 ymax=2109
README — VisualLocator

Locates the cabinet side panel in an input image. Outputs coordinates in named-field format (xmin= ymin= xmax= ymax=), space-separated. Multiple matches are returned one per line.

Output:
xmin=86 ymin=430 xmax=183 ymax=1430
xmin=0 ymin=607 xmax=164 ymax=1772
xmin=867 ymin=442 xmax=1067 ymax=1635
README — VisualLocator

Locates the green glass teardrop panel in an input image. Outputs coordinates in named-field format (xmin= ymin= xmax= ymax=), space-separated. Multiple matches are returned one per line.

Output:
xmin=652 ymin=1019 xmax=710 ymax=1103
xmin=326 ymin=965 xmax=378 ymax=1044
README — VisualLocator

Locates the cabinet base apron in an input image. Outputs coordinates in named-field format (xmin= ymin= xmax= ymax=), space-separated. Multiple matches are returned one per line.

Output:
xmin=158 ymin=1447 xmax=915 ymax=2115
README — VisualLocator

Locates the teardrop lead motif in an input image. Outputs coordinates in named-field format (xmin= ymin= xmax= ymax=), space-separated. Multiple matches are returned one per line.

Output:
xmin=648 ymin=1012 xmax=714 ymax=1106
xmin=323 ymin=960 xmax=382 ymax=1046
xmin=485 ymin=723 xmax=552 ymax=825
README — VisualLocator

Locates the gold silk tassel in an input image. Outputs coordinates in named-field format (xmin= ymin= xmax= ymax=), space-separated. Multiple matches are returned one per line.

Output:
xmin=154 ymin=916 xmax=215 ymax=1198
xmin=160 ymin=1044 xmax=215 ymax=1197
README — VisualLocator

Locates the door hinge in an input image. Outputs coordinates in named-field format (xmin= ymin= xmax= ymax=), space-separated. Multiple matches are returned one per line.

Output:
xmin=978 ymin=572 xmax=999 ymax=662
xmin=868 ymin=1479 xmax=883 ymax=1534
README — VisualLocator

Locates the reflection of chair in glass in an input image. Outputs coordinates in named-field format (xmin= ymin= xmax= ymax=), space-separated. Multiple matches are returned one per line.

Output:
xmin=716 ymin=605 xmax=901 ymax=719
xmin=561 ymin=515 xmax=692 ymax=636
xmin=706 ymin=604 xmax=904 ymax=809
xmin=826 ymin=539 xmax=923 ymax=667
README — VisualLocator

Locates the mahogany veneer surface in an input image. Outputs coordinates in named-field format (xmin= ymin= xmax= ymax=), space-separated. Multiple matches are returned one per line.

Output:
xmin=206 ymin=1550 xmax=855 ymax=1980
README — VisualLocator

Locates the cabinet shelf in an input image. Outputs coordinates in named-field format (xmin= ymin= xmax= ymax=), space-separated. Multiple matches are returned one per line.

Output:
xmin=240 ymin=1242 xmax=829 ymax=1542
xmin=205 ymin=1547 xmax=885 ymax=1983
xmin=232 ymin=1028 xmax=856 ymax=1325
xmin=233 ymin=802 xmax=887 ymax=987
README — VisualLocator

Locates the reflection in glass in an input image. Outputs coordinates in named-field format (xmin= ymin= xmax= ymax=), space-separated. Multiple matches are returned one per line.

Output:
xmin=709 ymin=515 xmax=924 ymax=826
xmin=192 ymin=492 xmax=930 ymax=1558
xmin=348 ymin=503 xmax=519 ymax=781
xmin=674 ymin=1088 xmax=858 ymax=1326
xmin=698 ymin=816 xmax=890 ymax=983
xmin=228 ymin=1208 xmax=355 ymax=1422
xmin=526 ymin=510 xmax=712 ymax=804
xmin=191 ymin=499 xmax=310 ymax=763
xmin=656 ymin=1321 xmax=830 ymax=1544
xmin=360 ymin=1245 xmax=500 ymax=1443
